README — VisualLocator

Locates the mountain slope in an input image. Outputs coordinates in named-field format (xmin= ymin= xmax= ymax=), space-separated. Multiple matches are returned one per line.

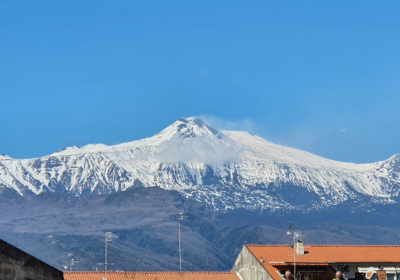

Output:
xmin=1 ymin=187 xmax=400 ymax=272
xmin=1 ymin=117 xmax=399 ymax=211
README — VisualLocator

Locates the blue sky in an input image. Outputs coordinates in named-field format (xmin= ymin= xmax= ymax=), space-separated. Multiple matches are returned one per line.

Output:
xmin=1 ymin=0 xmax=400 ymax=163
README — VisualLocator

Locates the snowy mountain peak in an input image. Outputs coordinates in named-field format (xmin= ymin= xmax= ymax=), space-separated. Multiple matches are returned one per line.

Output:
xmin=173 ymin=117 xmax=222 ymax=139
xmin=388 ymin=154 xmax=400 ymax=162
xmin=53 ymin=145 xmax=80 ymax=155
xmin=151 ymin=117 xmax=224 ymax=143
xmin=51 ymin=144 xmax=109 ymax=156
xmin=1 ymin=118 xmax=400 ymax=212
xmin=0 ymin=154 xmax=11 ymax=160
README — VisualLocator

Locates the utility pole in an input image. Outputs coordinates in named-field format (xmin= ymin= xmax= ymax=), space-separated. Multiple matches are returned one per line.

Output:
xmin=67 ymin=254 xmax=78 ymax=272
xmin=287 ymin=228 xmax=304 ymax=280
xmin=178 ymin=213 xmax=184 ymax=271
xmin=293 ymin=233 xmax=296 ymax=280
xmin=287 ymin=228 xmax=295 ymax=280
xmin=104 ymin=232 xmax=116 ymax=280
xmin=70 ymin=259 xmax=74 ymax=271
xmin=289 ymin=226 xmax=294 ymax=248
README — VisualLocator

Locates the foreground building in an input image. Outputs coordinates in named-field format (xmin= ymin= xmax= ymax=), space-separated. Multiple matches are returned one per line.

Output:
xmin=64 ymin=271 xmax=242 ymax=280
xmin=0 ymin=239 xmax=63 ymax=280
xmin=232 ymin=242 xmax=400 ymax=280
xmin=4 ymin=235 xmax=400 ymax=280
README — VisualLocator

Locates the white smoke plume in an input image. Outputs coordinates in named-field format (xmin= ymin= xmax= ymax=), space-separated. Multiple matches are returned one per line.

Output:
xmin=153 ymin=134 xmax=242 ymax=165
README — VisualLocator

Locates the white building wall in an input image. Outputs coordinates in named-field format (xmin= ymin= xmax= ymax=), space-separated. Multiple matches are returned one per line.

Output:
xmin=231 ymin=246 xmax=272 ymax=280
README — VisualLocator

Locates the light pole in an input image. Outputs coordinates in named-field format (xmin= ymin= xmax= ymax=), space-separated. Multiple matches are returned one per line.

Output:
xmin=70 ymin=259 xmax=74 ymax=271
xmin=293 ymin=233 xmax=296 ymax=280
xmin=66 ymin=254 xmax=78 ymax=271
xmin=178 ymin=213 xmax=184 ymax=271
xmin=104 ymin=232 xmax=116 ymax=280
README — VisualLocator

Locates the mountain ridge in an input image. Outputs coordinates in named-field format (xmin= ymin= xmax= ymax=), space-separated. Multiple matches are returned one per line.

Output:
xmin=0 ymin=117 xmax=399 ymax=211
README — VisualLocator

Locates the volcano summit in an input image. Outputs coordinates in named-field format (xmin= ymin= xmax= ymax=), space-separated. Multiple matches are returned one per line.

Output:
xmin=1 ymin=117 xmax=399 ymax=211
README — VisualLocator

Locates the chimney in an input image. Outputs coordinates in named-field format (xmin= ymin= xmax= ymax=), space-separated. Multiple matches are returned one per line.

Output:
xmin=296 ymin=239 xmax=304 ymax=255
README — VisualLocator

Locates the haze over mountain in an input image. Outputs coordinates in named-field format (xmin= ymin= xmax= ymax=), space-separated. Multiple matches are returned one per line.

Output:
xmin=1 ymin=186 xmax=400 ymax=272
xmin=1 ymin=117 xmax=399 ymax=212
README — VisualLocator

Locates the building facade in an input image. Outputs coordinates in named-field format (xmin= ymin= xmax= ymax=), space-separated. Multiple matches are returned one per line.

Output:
xmin=0 ymin=239 xmax=63 ymax=280
xmin=231 ymin=243 xmax=400 ymax=280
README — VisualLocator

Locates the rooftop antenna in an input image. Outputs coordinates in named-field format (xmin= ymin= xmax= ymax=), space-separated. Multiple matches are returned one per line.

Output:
xmin=287 ymin=225 xmax=301 ymax=248
xmin=103 ymin=232 xmax=117 ymax=280
xmin=178 ymin=213 xmax=184 ymax=271
xmin=287 ymin=230 xmax=306 ymax=280
xmin=286 ymin=230 xmax=292 ymax=248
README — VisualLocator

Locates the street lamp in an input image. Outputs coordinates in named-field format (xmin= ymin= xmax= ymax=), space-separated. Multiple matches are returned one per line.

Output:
xmin=178 ymin=213 xmax=184 ymax=271
xmin=103 ymin=232 xmax=117 ymax=280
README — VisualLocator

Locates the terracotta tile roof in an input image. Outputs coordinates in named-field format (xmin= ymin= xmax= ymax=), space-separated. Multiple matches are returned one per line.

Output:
xmin=246 ymin=245 xmax=400 ymax=264
xmin=246 ymin=245 xmax=400 ymax=280
xmin=64 ymin=271 xmax=241 ymax=280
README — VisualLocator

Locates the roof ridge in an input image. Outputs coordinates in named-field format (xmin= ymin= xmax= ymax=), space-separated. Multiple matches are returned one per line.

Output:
xmin=64 ymin=271 xmax=236 ymax=274
xmin=245 ymin=244 xmax=400 ymax=247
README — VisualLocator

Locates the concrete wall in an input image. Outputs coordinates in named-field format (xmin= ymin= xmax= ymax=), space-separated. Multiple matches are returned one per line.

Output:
xmin=231 ymin=245 xmax=272 ymax=280
xmin=0 ymin=239 xmax=64 ymax=280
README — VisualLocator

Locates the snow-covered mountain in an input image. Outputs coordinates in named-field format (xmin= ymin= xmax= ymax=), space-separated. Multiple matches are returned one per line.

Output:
xmin=1 ymin=117 xmax=400 ymax=211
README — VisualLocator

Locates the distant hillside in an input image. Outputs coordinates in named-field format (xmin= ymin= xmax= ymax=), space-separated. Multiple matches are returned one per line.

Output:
xmin=1 ymin=187 xmax=400 ymax=272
